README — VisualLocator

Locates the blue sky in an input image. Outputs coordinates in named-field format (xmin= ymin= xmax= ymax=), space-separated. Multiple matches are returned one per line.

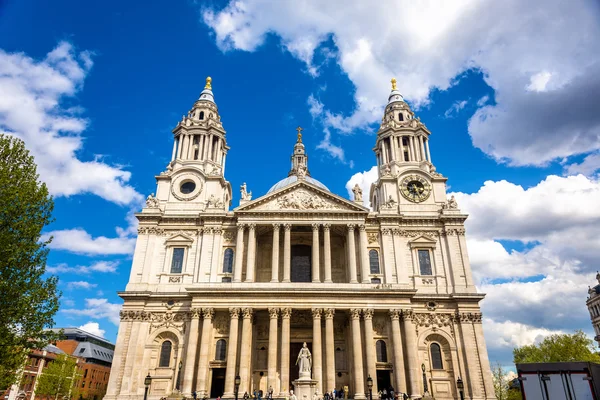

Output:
xmin=2 ymin=0 xmax=600 ymax=367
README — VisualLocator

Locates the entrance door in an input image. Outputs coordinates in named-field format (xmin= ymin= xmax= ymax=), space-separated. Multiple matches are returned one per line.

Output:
xmin=291 ymin=245 xmax=311 ymax=282
xmin=289 ymin=342 xmax=313 ymax=388
xmin=210 ymin=368 xmax=226 ymax=398
xmin=376 ymin=370 xmax=392 ymax=393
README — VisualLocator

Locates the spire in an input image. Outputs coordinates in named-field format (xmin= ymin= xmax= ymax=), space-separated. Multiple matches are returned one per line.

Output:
xmin=387 ymin=77 xmax=404 ymax=105
xmin=198 ymin=76 xmax=215 ymax=103
xmin=296 ymin=126 xmax=303 ymax=143
xmin=205 ymin=76 xmax=212 ymax=90
xmin=289 ymin=127 xmax=309 ymax=178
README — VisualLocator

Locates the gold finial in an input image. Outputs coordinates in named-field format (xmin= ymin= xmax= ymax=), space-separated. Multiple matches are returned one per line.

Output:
xmin=205 ymin=76 xmax=212 ymax=90
xmin=391 ymin=78 xmax=397 ymax=91
xmin=296 ymin=126 xmax=304 ymax=143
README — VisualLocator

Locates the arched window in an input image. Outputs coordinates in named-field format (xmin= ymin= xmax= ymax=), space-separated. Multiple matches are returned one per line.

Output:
xmin=223 ymin=248 xmax=234 ymax=273
xmin=215 ymin=339 xmax=227 ymax=361
xmin=369 ymin=250 xmax=380 ymax=274
xmin=199 ymin=111 xmax=204 ymax=120
xmin=398 ymin=113 xmax=404 ymax=121
xmin=159 ymin=340 xmax=172 ymax=367
xmin=430 ymin=343 xmax=443 ymax=369
xmin=376 ymin=340 xmax=388 ymax=362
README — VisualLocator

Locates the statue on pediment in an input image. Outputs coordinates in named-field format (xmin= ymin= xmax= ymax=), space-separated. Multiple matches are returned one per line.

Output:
xmin=240 ymin=182 xmax=252 ymax=201
xmin=352 ymin=184 xmax=363 ymax=202
xmin=145 ymin=193 xmax=159 ymax=208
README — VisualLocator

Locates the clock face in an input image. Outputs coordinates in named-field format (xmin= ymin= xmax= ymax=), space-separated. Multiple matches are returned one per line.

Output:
xmin=400 ymin=175 xmax=431 ymax=203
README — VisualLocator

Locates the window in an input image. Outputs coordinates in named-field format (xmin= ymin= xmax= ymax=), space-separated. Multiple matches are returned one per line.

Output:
xmin=199 ymin=111 xmax=204 ymax=120
xmin=398 ymin=113 xmax=404 ymax=121
xmin=430 ymin=343 xmax=443 ymax=369
xmin=369 ymin=250 xmax=380 ymax=274
xmin=223 ymin=248 xmax=234 ymax=273
xmin=376 ymin=340 xmax=388 ymax=362
xmin=159 ymin=340 xmax=172 ymax=367
xmin=83 ymin=369 xmax=88 ymax=378
xmin=171 ymin=248 xmax=185 ymax=273
xmin=418 ymin=249 xmax=432 ymax=275
xmin=215 ymin=339 xmax=227 ymax=361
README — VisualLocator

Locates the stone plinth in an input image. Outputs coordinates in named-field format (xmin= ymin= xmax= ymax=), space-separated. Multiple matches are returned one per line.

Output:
xmin=293 ymin=379 xmax=318 ymax=400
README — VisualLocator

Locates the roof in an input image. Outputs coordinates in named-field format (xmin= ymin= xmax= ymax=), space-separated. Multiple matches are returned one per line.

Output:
xmin=268 ymin=175 xmax=329 ymax=194
xmin=43 ymin=344 xmax=65 ymax=355
xmin=74 ymin=342 xmax=114 ymax=364
xmin=50 ymin=327 xmax=115 ymax=348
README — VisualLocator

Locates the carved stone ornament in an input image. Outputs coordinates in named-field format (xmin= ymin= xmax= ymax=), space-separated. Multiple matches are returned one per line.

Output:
xmin=206 ymin=194 xmax=224 ymax=209
xmin=229 ymin=307 xmax=240 ymax=319
xmin=373 ymin=317 xmax=386 ymax=336
xmin=168 ymin=276 xmax=181 ymax=283
xmin=396 ymin=230 xmax=439 ymax=238
xmin=223 ymin=230 xmax=235 ymax=243
xmin=145 ymin=193 xmax=160 ymax=208
xmin=138 ymin=226 xmax=165 ymax=235
xmin=412 ymin=312 xmax=454 ymax=334
xmin=350 ymin=308 xmax=362 ymax=319
xmin=269 ymin=308 xmax=280 ymax=319
xmin=149 ymin=311 xmax=187 ymax=334
xmin=388 ymin=309 xmax=401 ymax=321
xmin=455 ymin=312 xmax=483 ymax=324
xmin=441 ymin=228 xmax=466 ymax=236
xmin=242 ymin=308 xmax=254 ymax=319
xmin=311 ymin=308 xmax=322 ymax=319
xmin=292 ymin=310 xmax=312 ymax=327
xmin=422 ymin=278 xmax=434 ymax=285
xmin=280 ymin=308 xmax=292 ymax=319
xmin=202 ymin=307 xmax=215 ymax=320
xmin=426 ymin=301 xmax=438 ymax=311
xmin=171 ymin=173 xmax=203 ymax=201
xmin=257 ymin=324 xmax=268 ymax=339
xmin=368 ymin=233 xmax=379 ymax=244
xmin=252 ymin=189 xmax=345 ymax=211
xmin=362 ymin=309 xmax=374 ymax=320
xmin=120 ymin=310 xmax=151 ymax=321
xmin=382 ymin=195 xmax=397 ymax=210
xmin=209 ymin=166 xmax=221 ymax=176
xmin=323 ymin=308 xmax=335 ymax=319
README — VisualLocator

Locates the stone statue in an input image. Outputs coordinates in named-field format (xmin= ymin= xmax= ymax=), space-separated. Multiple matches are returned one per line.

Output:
xmin=296 ymin=342 xmax=312 ymax=379
xmin=382 ymin=164 xmax=391 ymax=176
xmin=145 ymin=193 xmax=159 ymax=208
xmin=290 ymin=391 xmax=297 ymax=400
xmin=297 ymin=164 xmax=307 ymax=179
xmin=447 ymin=195 xmax=458 ymax=209
xmin=352 ymin=184 xmax=363 ymax=202
xmin=240 ymin=182 xmax=252 ymax=201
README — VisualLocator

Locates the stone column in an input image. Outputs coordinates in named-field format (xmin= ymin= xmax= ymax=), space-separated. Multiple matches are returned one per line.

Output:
xmin=239 ymin=308 xmax=254 ymax=394
xmin=223 ymin=308 xmax=241 ymax=398
xmin=207 ymin=134 xmax=214 ymax=161
xmin=197 ymin=308 xmax=215 ymax=396
xmin=279 ymin=308 xmax=292 ymax=396
xmin=419 ymin=136 xmax=426 ymax=161
xmin=457 ymin=313 xmax=483 ymax=398
xmin=347 ymin=225 xmax=358 ymax=283
xmin=473 ymin=315 xmax=496 ymax=397
xmin=268 ymin=308 xmax=279 ymax=392
xmin=171 ymin=139 xmax=177 ymax=161
xmin=425 ymin=139 xmax=432 ymax=163
xmin=176 ymin=136 xmax=183 ymax=159
xmin=402 ymin=310 xmax=420 ymax=397
xmin=323 ymin=224 xmax=332 ymax=283
xmin=389 ymin=310 xmax=407 ymax=394
xmin=312 ymin=308 xmax=323 ymax=394
xmin=271 ymin=224 xmax=280 ymax=282
xmin=234 ymin=224 xmax=245 ymax=282
xmin=358 ymin=225 xmax=370 ymax=283
xmin=283 ymin=224 xmax=291 ymax=282
xmin=187 ymin=135 xmax=195 ymax=159
xmin=324 ymin=309 xmax=336 ymax=394
xmin=245 ymin=224 xmax=257 ymax=282
xmin=410 ymin=136 xmax=417 ymax=162
xmin=362 ymin=309 xmax=378 ymax=396
xmin=350 ymin=309 xmax=366 ymax=399
xmin=312 ymin=224 xmax=321 ymax=282
xmin=399 ymin=137 xmax=405 ymax=161
xmin=182 ymin=308 xmax=201 ymax=394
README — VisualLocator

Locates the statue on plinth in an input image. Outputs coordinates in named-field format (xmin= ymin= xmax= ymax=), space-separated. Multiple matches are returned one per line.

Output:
xmin=296 ymin=342 xmax=312 ymax=379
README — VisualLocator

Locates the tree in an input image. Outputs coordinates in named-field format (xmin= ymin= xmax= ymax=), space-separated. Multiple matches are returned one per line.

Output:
xmin=0 ymin=134 xmax=60 ymax=389
xmin=35 ymin=354 xmax=81 ymax=400
xmin=513 ymin=330 xmax=600 ymax=363
xmin=491 ymin=363 xmax=521 ymax=400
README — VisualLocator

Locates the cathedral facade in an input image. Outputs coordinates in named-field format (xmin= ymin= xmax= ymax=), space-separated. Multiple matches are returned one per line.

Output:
xmin=104 ymin=78 xmax=495 ymax=400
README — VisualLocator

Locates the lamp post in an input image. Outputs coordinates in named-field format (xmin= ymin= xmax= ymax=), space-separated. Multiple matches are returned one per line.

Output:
xmin=456 ymin=377 xmax=464 ymax=400
xmin=176 ymin=360 xmax=183 ymax=391
xmin=144 ymin=374 xmax=152 ymax=400
xmin=235 ymin=375 xmax=241 ymax=400
xmin=366 ymin=375 xmax=373 ymax=400
xmin=421 ymin=364 xmax=428 ymax=395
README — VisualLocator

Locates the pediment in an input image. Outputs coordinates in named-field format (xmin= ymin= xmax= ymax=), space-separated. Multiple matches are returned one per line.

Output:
xmin=408 ymin=235 xmax=437 ymax=248
xmin=235 ymin=181 xmax=368 ymax=213
xmin=165 ymin=233 xmax=194 ymax=247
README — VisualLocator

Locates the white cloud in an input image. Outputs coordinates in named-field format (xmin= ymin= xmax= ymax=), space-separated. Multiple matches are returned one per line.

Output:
xmin=66 ymin=281 xmax=97 ymax=290
xmin=564 ymin=152 xmax=600 ymax=176
xmin=476 ymin=95 xmax=489 ymax=107
xmin=47 ymin=261 xmax=119 ymax=274
xmin=443 ymin=99 xmax=468 ymax=118
xmin=43 ymin=228 xmax=136 ymax=255
xmin=345 ymin=165 xmax=378 ymax=207
xmin=202 ymin=0 xmax=600 ymax=167
xmin=62 ymin=298 xmax=121 ymax=325
xmin=0 ymin=42 xmax=142 ymax=205
xmin=483 ymin=318 xmax=562 ymax=352
xmin=78 ymin=321 xmax=106 ymax=338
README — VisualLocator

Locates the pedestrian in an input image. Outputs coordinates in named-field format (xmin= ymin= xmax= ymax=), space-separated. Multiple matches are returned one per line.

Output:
xmin=193 ymin=392 xmax=197 ymax=400
xmin=243 ymin=392 xmax=249 ymax=400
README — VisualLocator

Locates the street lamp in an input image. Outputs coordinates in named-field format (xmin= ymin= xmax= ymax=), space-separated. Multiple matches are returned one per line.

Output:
xmin=235 ymin=374 xmax=241 ymax=400
xmin=366 ymin=375 xmax=373 ymax=400
xmin=144 ymin=373 xmax=152 ymax=400
xmin=176 ymin=360 xmax=183 ymax=391
xmin=421 ymin=364 xmax=428 ymax=394
xmin=456 ymin=377 xmax=464 ymax=400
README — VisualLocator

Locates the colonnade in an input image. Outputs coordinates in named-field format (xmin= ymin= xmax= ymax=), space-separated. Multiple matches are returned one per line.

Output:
xmin=172 ymin=132 xmax=226 ymax=165
xmin=182 ymin=307 xmax=422 ymax=399
xmin=233 ymin=223 xmax=374 ymax=284
xmin=378 ymin=135 xmax=431 ymax=165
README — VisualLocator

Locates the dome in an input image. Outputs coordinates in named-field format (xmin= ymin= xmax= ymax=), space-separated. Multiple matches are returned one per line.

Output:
xmin=267 ymin=175 xmax=329 ymax=194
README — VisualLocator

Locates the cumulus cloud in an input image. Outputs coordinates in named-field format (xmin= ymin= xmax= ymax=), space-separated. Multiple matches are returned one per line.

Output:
xmin=564 ymin=152 xmax=600 ymax=176
xmin=47 ymin=260 xmax=120 ymax=274
xmin=202 ymin=0 xmax=600 ymax=170
xmin=66 ymin=281 xmax=97 ymax=290
xmin=0 ymin=42 xmax=142 ymax=205
xmin=43 ymin=228 xmax=136 ymax=255
xmin=345 ymin=166 xmax=378 ymax=207
xmin=62 ymin=298 xmax=121 ymax=325
xmin=78 ymin=321 xmax=106 ymax=338
xmin=443 ymin=99 xmax=468 ymax=118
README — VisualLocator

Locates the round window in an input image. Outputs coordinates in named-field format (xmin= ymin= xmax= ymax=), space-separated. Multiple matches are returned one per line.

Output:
xmin=180 ymin=181 xmax=196 ymax=194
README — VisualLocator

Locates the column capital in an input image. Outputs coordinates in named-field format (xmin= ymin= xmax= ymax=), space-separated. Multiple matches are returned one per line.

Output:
xmin=248 ymin=223 xmax=256 ymax=230
xmin=202 ymin=307 xmax=215 ymax=320
xmin=350 ymin=308 xmax=362 ymax=320
xmin=382 ymin=228 xmax=392 ymax=236
xmin=323 ymin=223 xmax=331 ymax=231
xmin=237 ymin=223 xmax=246 ymax=231
xmin=362 ymin=308 xmax=374 ymax=320
xmin=281 ymin=307 xmax=292 ymax=319
xmin=268 ymin=307 xmax=280 ymax=319
xmin=229 ymin=307 xmax=240 ymax=318
xmin=347 ymin=224 xmax=356 ymax=232
xmin=312 ymin=223 xmax=320 ymax=231
xmin=284 ymin=223 xmax=292 ymax=231
xmin=272 ymin=223 xmax=280 ymax=231
xmin=190 ymin=308 xmax=202 ymax=319
xmin=311 ymin=308 xmax=322 ymax=319
xmin=402 ymin=309 xmax=415 ymax=322
xmin=358 ymin=224 xmax=366 ymax=232
xmin=242 ymin=307 xmax=254 ymax=319
xmin=323 ymin=308 xmax=335 ymax=319
xmin=388 ymin=309 xmax=401 ymax=321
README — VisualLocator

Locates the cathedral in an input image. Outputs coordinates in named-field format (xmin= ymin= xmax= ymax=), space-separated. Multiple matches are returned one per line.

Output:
xmin=104 ymin=78 xmax=495 ymax=400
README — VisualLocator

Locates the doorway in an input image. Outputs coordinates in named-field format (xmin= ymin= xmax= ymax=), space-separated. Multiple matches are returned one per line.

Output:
xmin=291 ymin=245 xmax=311 ymax=282
xmin=289 ymin=342 xmax=313 ymax=388
xmin=210 ymin=368 xmax=226 ymax=398
xmin=376 ymin=370 xmax=392 ymax=393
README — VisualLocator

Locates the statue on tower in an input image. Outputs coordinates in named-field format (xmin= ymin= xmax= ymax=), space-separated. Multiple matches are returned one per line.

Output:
xmin=296 ymin=342 xmax=312 ymax=379
xmin=240 ymin=182 xmax=252 ymax=201
xmin=352 ymin=184 xmax=363 ymax=202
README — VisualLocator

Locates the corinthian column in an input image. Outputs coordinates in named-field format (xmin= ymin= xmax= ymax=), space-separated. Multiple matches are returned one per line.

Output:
xmin=271 ymin=224 xmax=280 ymax=282
xmin=350 ymin=309 xmax=366 ymax=399
xmin=389 ymin=310 xmax=406 ymax=394
xmin=312 ymin=224 xmax=321 ymax=282
xmin=312 ymin=308 xmax=323 ymax=393
xmin=245 ymin=223 xmax=256 ymax=282
xmin=347 ymin=225 xmax=358 ymax=283
xmin=233 ymin=224 xmax=245 ymax=282
xmin=182 ymin=308 xmax=201 ymax=394
xmin=323 ymin=224 xmax=332 ymax=283
xmin=402 ymin=310 xmax=420 ymax=396
xmin=324 ymin=309 xmax=336 ymax=393
xmin=223 ymin=308 xmax=241 ymax=398
xmin=362 ymin=309 xmax=378 ymax=396
xmin=279 ymin=308 xmax=292 ymax=396
xmin=268 ymin=308 xmax=279 ymax=392
xmin=197 ymin=308 xmax=215 ymax=396
xmin=283 ymin=224 xmax=291 ymax=282
xmin=359 ymin=225 xmax=370 ymax=283
xmin=239 ymin=308 xmax=254 ymax=394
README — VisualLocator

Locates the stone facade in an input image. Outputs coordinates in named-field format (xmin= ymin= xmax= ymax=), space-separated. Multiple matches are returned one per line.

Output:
xmin=104 ymin=78 xmax=496 ymax=400
xmin=587 ymin=273 xmax=600 ymax=345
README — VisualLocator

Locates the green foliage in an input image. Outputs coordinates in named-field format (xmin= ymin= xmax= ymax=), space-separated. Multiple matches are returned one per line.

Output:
xmin=491 ymin=362 xmax=519 ymax=400
xmin=513 ymin=330 xmax=600 ymax=364
xmin=0 ymin=135 xmax=60 ymax=389
xmin=35 ymin=354 xmax=81 ymax=399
